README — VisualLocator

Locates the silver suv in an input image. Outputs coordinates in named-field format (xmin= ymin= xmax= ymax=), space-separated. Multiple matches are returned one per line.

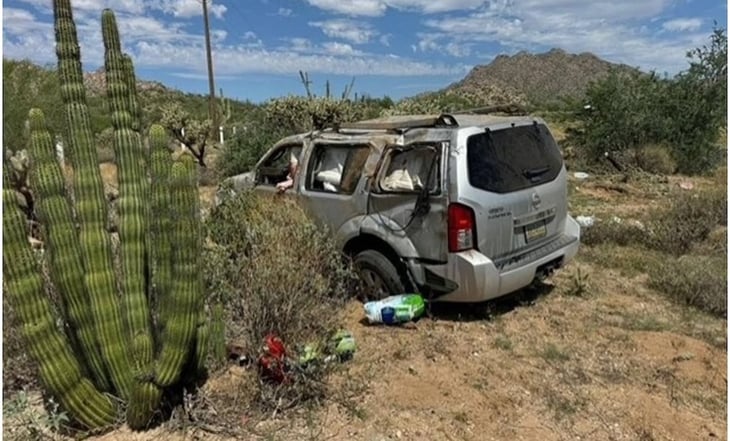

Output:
xmin=222 ymin=112 xmax=580 ymax=302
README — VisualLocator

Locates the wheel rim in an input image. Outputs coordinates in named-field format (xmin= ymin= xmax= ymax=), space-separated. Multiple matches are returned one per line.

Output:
xmin=359 ymin=267 xmax=389 ymax=299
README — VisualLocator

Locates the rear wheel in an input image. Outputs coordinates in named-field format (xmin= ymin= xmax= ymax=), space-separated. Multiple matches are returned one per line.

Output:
xmin=353 ymin=250 xmax=406 ymax=301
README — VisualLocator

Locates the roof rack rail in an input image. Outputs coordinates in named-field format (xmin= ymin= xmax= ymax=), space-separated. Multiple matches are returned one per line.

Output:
xmin=449 ymin=103 xmax=527 ymax=116
xmin=338 ymin=114 xmax=458 ymax=131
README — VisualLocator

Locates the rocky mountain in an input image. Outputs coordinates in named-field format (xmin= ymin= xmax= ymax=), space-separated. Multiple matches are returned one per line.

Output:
xmin=83 ymin=66 xmax=169 ymax=96
xmin=448 ymin=48 xmax=638 ymax=106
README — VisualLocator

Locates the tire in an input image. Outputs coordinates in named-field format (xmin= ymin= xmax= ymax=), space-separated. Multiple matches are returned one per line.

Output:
xmin=353 ymin=249 xmax=407 ymax=301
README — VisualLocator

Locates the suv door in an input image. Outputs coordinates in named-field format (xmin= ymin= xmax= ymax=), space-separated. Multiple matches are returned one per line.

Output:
xmin=365 ymin=142 xmax=449 ymax=263
xmin=298 ymin=141 xmax=372 ymax=234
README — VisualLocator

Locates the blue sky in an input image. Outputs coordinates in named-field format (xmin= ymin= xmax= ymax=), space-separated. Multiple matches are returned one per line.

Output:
xmin=3 ymin=0 xmax=727 ymax=103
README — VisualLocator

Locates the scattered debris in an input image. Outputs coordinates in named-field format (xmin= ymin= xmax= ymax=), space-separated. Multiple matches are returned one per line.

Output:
xmin=256 ymin=330 xmax=357 ymax=383
xmin=257 ymin=334 xmax=289 ymax=384
xmin=575 ymin=215 xmax=595 ymax=228
xmin=627 ymin=219 xmax=646 ymax=231
xmin=327 ymin=330 xmax=356 ymax=361
xmin=364 ymin=294 xmax=425 ymax=325
xmin=227 ymin=342 xmax=251 ymax=366
xmin=678 ymin=181 xmax=694 ymax=190
xmin=573 ymin=172 xmax=590 ymax=180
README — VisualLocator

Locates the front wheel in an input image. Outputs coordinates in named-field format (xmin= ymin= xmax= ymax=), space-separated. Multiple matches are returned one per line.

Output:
xmin=353 ymin=250 xmax=406 ymax=301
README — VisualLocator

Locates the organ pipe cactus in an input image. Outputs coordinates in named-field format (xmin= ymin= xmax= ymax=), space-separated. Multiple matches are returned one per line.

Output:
xmin=2 ymin=0 xmax=205 ymax=431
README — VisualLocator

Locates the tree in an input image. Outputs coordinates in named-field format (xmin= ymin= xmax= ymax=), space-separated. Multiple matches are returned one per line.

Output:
xmin=570 ymin=27 xmax=727 ymax=174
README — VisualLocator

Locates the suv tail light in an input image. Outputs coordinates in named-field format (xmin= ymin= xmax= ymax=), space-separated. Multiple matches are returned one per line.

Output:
xmin=448 ymin=203 xmax=476 ymax=252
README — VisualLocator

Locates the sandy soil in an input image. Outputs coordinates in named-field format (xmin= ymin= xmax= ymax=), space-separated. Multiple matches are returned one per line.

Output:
xmin=4 ymin=173 xmax=726 ymax=441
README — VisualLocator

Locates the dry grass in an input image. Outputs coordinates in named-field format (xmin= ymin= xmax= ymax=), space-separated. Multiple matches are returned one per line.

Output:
xmin=203 ymin=191 xmax=358 ymax=416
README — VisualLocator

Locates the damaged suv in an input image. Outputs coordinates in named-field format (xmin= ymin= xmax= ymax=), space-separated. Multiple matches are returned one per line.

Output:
xmin=223 ymin=111 xmax=580 ymax=302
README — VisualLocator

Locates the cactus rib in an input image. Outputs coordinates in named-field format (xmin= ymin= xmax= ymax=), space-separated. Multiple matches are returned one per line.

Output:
xmin=154 ymin=156 xmax=202 ymax=386
xmin=54 ymin=0 xmax=133 ymax=399
xmin=3 ymin=180 xmax=118 ymax=429
xmin=101 ymin=10 xmax=158 ymax=428
xmin=27 ymin=109 xmax=111 ymax=391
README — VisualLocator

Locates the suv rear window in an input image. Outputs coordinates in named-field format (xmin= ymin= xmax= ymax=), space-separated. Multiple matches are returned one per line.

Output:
xmin=467 ymin=123 xmax=562 ymax=193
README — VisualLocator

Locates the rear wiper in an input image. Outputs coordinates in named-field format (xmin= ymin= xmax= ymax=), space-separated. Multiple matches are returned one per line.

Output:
xmin=523 ymin=166 xmax=550 ymax=179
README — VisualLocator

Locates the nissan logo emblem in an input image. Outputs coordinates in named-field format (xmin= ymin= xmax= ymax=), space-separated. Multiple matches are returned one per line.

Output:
xmin=531 ymin=192 xmax=541 ymax=208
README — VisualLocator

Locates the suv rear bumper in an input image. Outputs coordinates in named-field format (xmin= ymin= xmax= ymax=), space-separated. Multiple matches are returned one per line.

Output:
xmin=423 ymin=215 xmax=580 ymax=302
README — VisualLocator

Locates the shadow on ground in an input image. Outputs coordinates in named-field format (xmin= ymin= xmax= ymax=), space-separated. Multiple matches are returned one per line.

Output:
xmin=425 ymin=280 xmax=555 ymax=322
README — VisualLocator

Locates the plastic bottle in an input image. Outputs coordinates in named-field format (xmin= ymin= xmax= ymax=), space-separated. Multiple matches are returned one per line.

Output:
xmin=364 ymin=294 xmax=425 ymax=325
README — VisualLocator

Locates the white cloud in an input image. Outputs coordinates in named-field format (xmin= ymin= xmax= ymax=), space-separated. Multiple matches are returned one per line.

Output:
xmin=422 ymin=1 xmax=708 ymax=73
xmin=17 ymin=0 xmax=227 ymax=18
xmin=379 ymin=34 xmax=392 ymax=46
xmin=662 ymin=18 xmax=703 ymax=32
xmin=444 ymin=42 xmax=471 ymax=57
xmin=304 ymin=0 xmax=488 ymax=16
xmin=151 ymin=0 xmax=227 ymax=19
xmin=322 ymin=41 xmax=363 ymax=55
xmin=285 ymin=38 xmax=315 ymax=52
xmin=309 ymin=19 xmax=378 ymax=44
xmin=277 ymin=7 xmax=293 ymax=16
xmin=305 ymin=0 xmax=386 ymax=17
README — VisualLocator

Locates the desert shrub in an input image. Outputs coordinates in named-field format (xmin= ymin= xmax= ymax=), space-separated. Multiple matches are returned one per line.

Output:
xmin=633 ymin=144 xmax=677 ymax=175
xmin=583 ymin=183 xmax=726 ymax=255
xmin=570 ymin=28 xmax=727 ymax=175
xmin=581 ymin=218 xmax=646 ymax=247
xmin=649 ymin=255 xmax=727 ymax=316
xmin=95 ymin=128 xmax=115 ymax=163
xmin=265 ymin=95 xmax=365 ymax=133
xmin=204 ymin=191 xmax=358 ymax=410
xmin=218 ymin=121 xmax=288 ymax=178
xmin=647 ymin=186 xmax=727 ymax=255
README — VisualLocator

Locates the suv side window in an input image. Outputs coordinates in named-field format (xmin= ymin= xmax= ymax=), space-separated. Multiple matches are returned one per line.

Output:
xmin=379 ymin=145 xmax=440 ymax=193
xmin=306 ymin=144 xmax=370 ymax=194
xmin=256 ymin=144 xmax=302 ymax=186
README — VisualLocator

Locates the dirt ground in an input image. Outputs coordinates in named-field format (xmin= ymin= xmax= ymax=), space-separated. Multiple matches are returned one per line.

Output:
xmin=4 ymin=173 xmax=727 ymax=441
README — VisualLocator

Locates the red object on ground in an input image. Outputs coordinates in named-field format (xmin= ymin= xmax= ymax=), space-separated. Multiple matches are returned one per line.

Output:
xmin=257 ymin=334 xmax=289 ymax=383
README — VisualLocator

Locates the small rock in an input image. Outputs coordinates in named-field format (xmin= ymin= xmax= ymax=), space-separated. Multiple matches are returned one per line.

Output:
xmin=408 ymin=366 xmax=417 ymax=375
xmin=678 ymin=181 xmax=694 ymax=190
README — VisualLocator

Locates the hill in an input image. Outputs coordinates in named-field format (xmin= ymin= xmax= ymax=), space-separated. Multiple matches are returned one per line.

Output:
xmin=448 ymin=48 xmax=638 ymax=106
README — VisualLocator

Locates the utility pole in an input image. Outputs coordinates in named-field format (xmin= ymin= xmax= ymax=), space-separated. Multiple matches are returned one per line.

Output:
xmin=202 ymin=0 xmax=217 ymax=137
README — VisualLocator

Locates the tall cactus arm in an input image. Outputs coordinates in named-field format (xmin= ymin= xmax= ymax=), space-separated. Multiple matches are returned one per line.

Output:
xmin=154 ymin=155 xmax=203 ymax=387
xmin=122 ymin=54 xmax=142 ymax=133
xmin=53 ymin=0 xmax=133 ymax=399
xmin=2 ymin=180 xmax=118 ymax=429
xmin=102 ymin=10 xmax=158 ymax=428
xmin=148 ymin=125 xmax=173 ymax=329
xmin=102 ymin=9 xmax=154 ymax=374
xmin=27 ymin=108 xmax=110 ymax=391
xmin=126 ymin=126 xmax=170 ymax=430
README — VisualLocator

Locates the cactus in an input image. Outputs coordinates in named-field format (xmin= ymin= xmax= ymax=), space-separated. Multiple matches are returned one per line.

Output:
xmin=1 ymin=0 xmax=205 ymax=431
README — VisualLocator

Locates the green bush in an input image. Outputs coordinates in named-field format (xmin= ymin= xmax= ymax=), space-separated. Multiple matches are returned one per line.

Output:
xmin=633 ymin=144 xmax=677 ymax=175
xmin=204 ymin=191 xmax=357 ymax=410
xmin=218 ymin=121 xmax=288 ymax=177
xmin=570 ymin=28 xmax=727 ymax=175
xmin=649 ymin=255 xmax=727 ymax=316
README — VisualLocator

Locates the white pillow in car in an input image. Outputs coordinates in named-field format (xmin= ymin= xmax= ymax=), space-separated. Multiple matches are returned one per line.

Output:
xmin=382 ymin=168 xmax=414 ymax=191
xmin=316 ymin=169 xmax=342 ymax=185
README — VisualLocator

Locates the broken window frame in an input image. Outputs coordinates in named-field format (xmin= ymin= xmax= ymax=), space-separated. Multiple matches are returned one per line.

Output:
xmin=374 ymin=143 xmax=442 ymax=195
xmin=255 ymin=144 xmax=302 ymax=187
xmin=304 ymin=143 xmax=371 ymax=195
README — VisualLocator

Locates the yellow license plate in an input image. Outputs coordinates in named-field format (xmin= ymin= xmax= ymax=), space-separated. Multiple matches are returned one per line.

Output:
xmin=525 ymin=223 xmax=547 ymax=242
